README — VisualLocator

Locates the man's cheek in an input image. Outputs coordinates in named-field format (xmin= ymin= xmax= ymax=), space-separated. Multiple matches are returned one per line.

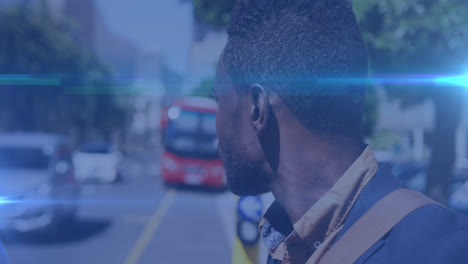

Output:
xmin=215 ymin=111 xmax=224 ymax=138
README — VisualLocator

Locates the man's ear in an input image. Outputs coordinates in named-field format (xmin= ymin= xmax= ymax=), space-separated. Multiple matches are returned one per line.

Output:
xmin=249 ymin=84 xmax=270 ymax=134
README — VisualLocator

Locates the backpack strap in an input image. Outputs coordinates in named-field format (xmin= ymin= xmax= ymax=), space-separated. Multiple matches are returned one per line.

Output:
xmin=316 ymin=188 xmax=442 ymax=264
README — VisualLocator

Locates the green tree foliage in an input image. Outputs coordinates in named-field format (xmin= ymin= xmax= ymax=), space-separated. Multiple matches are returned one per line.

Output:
xmin=191 ymin=78 xmax=214 ymax=98
xmin=0 ymin=3 xmax=127 ymax=142
xmin=192 ymin=0 xmax=237 ymax=29
xmin=354 ymin=0 xmax=468 ymax=104
xmin=354 ymin=0 xmax=468 ymax=203
xmin=363 ymin=86 xmax=378 ymax=138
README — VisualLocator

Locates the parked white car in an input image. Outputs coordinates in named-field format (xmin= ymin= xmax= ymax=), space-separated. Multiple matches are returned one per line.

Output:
xmin=73 ymin=143 xmax=122 ymax=183
xmin=0 ymin=133 xmax=80 ymax=234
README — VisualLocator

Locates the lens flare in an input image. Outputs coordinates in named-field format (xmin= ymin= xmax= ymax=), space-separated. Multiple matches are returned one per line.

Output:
xmin=435 ymin=74 xmax=468 ymax=88
xmin=0 ymin=197 xmax=17 ymax=205
xmin=317 ymin=74 xmax=468 ymax=89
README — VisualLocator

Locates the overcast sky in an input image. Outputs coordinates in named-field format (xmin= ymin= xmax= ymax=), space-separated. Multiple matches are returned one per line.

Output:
xmin=94 ymin=0 xmax=193 ymax=75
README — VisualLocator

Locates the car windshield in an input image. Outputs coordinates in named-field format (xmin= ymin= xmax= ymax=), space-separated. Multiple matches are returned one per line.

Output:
xmin=0 ymin=146 xmax=51 ymax=170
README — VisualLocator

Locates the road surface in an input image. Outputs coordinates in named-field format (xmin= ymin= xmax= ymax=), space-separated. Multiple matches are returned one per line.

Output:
xmin=1 ymin=153 xmax=239 ymax=264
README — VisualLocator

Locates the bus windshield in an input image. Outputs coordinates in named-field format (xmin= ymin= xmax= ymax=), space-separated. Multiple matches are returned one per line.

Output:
xmin=163 ymin=109 xmax=218 ymax=159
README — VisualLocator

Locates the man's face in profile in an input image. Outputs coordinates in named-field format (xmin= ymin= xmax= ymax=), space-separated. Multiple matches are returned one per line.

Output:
xmin=214 ymin=56 xmax=270 ymax=196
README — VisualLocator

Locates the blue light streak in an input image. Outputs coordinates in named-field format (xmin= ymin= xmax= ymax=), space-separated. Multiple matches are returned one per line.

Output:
xmin=435 ymin=74 xmax=468 ymax=87
xmin=0 ymin=74 xmax=62 ymax=86
xmin=0 ymin=197 xmax=18 ymax=205
xmin=318 ymin=74 xmax=468 ymax=88
xmin=0 ymin=198 xmax=166 ymax=206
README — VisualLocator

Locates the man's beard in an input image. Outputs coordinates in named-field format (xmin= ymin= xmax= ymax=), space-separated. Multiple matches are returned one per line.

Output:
xmin=219 ymin=140 xmax=270 ymax=196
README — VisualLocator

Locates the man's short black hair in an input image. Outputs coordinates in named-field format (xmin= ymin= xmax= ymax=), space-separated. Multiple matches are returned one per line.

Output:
xmin=223 ymin=0 xmax=368 ymax=140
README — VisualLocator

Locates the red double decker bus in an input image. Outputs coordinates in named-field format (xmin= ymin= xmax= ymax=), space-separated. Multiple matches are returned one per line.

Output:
xmin=160 ymin=97 xmax=225 ymax=189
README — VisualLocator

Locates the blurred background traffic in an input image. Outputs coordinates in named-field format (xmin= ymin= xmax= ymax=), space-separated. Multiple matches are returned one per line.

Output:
xmin=0 ymin=0 xmax=467 ymax=263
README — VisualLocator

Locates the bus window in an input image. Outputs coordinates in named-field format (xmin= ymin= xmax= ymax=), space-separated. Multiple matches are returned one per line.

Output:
xmin=201 ymin=113 xmax=217 ymax=135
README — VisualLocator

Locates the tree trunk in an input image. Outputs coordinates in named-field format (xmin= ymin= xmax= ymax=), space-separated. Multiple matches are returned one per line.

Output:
xmin=425 ymin=87 xmax=464 ymax=204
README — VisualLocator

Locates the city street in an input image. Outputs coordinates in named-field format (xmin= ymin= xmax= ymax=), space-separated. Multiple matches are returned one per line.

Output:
xmin=1 ymin=152 xmax=467 ymax=264
xmin=1 ymin=153 xmax=237 ymax=264
xmin=1 ymin=0 xmax=467 ymax=263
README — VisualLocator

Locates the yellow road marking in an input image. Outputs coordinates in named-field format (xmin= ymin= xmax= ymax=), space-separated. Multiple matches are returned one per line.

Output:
xmin=123 ymin=189 xmax=177 ymax=264
xmin=232 ymin=237 xmax=253 ymax=264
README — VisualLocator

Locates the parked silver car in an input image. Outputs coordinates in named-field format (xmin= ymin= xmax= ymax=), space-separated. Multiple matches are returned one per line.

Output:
xmin=0 ymin=133 xmax=80 ymax=233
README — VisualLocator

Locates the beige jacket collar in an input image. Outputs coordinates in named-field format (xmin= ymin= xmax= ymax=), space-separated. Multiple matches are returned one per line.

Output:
xmin=267 ymin=146 xmax=379 ymax=264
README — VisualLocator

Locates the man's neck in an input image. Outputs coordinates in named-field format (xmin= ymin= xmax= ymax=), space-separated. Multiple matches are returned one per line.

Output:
xmin=269 ymin=135 xmax=363 ymax=224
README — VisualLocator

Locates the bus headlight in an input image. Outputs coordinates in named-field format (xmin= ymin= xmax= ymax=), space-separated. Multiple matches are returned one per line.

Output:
xmin=168 ymin=106 xmax=180 ymax=120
